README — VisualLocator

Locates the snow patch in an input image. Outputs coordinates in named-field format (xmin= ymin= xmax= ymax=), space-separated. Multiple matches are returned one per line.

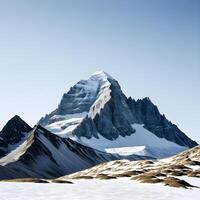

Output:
xmin=45 ymin=112 xmax=87 ymax=137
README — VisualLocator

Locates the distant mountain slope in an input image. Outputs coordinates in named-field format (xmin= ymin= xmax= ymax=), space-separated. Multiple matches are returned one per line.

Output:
xmin=39 ymin=71 xmax=197 ymax=158
xmin=0 ymin=115 xmax=32 ymax=158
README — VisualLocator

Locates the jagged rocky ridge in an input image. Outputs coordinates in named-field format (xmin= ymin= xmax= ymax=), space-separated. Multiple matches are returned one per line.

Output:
xmin=127 ymin=97 xmax=197 ymax=148
xmin=39 ymin=71 xmax=197 ymax=158
xmin=0 ymin=123 xmax=150 ymax=180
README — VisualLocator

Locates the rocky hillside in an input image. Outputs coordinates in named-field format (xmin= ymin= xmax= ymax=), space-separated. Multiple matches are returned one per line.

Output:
xmin=61 ymin=145 xmax=200 ymax=189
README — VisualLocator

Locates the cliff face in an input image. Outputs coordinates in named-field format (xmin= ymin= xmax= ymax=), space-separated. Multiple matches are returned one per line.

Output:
xmin=127 ymin=97 xmax=197 ymax=148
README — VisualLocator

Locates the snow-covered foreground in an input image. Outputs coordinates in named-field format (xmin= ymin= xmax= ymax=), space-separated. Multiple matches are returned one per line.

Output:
xmin=1 ymin=178 xmax=200 ymax=200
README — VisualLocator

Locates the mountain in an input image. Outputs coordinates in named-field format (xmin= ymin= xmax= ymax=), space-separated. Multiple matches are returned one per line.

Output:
xmin=39 ymin=71 xmax=198 ymax=158
xmin=0 ymin=115 xmax=32 ymax=158
xmin=0 ymin=124 xmax=151 ymax=180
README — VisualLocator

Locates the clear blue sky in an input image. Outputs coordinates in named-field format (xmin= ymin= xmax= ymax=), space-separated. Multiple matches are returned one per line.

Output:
xmin=0 ymin=0 xmax=199 ymax=142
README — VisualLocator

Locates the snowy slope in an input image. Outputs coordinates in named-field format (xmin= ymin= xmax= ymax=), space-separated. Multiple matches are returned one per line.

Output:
xmin=0 ymin=178 xmax=200 ymax=200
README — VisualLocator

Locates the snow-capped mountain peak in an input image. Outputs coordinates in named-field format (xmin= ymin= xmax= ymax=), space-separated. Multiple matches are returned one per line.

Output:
xmin=90 ymin=70 xmax=114 ymax=81
xmin=38 ymin=71 xmax=122 ymax=135
xmin=38 ymin=71 xmax=198 ymax=158
xmin=57 ymin=71 xmax=116 ymax=115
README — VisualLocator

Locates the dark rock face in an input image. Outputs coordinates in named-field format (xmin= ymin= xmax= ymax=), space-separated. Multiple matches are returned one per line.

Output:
xmin=0 ymin=165 xmax=20 ymax=180
xmin=127 ymin=97 xmax=198 ymax=148
xmin=74 ymin=79 xmax=136 ymax=140
xmin=73 ymin=79 xmax=197 ymax=148
xmin=0 ymin=115 xmax=32 ymax=157
xmin=0 ymin=138 xmax=7 ymax=157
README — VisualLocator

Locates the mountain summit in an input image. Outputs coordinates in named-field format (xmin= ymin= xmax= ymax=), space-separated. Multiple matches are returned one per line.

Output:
xmin=39 ymin=71 xmax=197 ymax=158
xmin=39 ymin=71 xmax=135 ymax=138
xmin=0 ymin=115 xmax=32 ymax=158
xmin=40 ymin=71 xmax=117 ymax=118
